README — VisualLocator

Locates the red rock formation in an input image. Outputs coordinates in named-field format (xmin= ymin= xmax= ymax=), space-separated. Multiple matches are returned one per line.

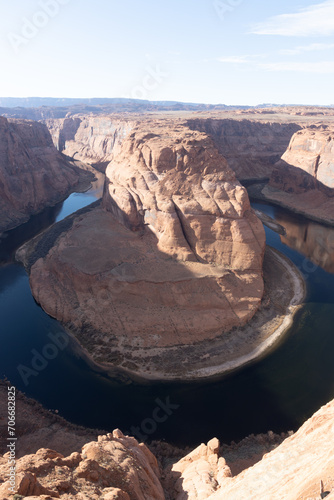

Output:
xmin=1 ymin=399 xmax=333 ymax=499
xmin=165 ymin=400 xmax=334 ymax=500
xmin=25 ymin=122 xmax=265 ymax=372
xmin=0 ymin=117 xmax=91 ymax=233
xmin=262 ymin=125 xmax=334 ymax=224
xmin=273 ymin=126 xmax=334 ymax=192
xmin=0 ymin=430 xmax=165 ymax=500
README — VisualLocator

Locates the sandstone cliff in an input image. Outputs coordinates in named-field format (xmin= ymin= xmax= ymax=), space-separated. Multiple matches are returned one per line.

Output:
xmin=19 ymin=121 xmax=266 ymax=377
xmin=0 ymin=117 xmax=92 ymax=234
xmin=260 ymin=125 xmax=334 ymax=224
xmin=46 ymin=116 xmax=136 ymax=171
xmin=187 ymin=118 xmax=301 ymax=180
xmin=270 ymin=126 xmax=334 ymax=193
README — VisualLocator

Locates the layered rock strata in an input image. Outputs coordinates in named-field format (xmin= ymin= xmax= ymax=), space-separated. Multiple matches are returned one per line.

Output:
xmin=0 ymin=117 xmax=92 ymax=234
xmin=186 ymin=118 xmax=301 ymax=180
xmin=20 ymin=122 xmax=267 ymax=375
xmin=1 ymin=397 xmax=333 ymax=499
xmin=46 ymin=116 xmax=136 ymax=170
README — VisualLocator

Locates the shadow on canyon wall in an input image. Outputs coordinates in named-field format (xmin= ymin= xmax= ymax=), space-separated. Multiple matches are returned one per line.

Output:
xmin=187 ymin=119 xmax=302 ymax=180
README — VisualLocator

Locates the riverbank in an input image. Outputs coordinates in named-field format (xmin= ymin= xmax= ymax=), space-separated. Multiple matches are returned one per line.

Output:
xmin=248 ymin=182 xmax=334 ymax=227
xmin=54 ymin=245 xmax=306 ymax=383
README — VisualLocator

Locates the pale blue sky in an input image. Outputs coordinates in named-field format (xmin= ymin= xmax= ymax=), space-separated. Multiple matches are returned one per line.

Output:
xmin=0 ymin=0 xmax=333 ymax=105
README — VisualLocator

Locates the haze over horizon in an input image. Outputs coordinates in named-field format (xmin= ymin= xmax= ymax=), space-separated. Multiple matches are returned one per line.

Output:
xmin=0 ymin=0 xmax=334 ymax=106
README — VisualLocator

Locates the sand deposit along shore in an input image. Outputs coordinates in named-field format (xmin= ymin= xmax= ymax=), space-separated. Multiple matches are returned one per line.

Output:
xmin=83 ymin=245 xmax=306 ymax=381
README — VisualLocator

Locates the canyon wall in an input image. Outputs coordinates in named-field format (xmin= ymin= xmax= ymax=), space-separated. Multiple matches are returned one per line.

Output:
xmin=261 ymin=125 xmax=334 ymax=224
xmin=0 ymin=117 xmax=92 ymax=234
xmin=46 ymin=115 xmax=303 ymax=181
xmin=270 ymin=126 xmax=334 ymax=193
xmin=187 ymin=118 xmax=301 ymax=180
xmin=23 ymin=121 xmax=266 ymax=374
xmin=46 ymin=116 xmax=137 ymax=170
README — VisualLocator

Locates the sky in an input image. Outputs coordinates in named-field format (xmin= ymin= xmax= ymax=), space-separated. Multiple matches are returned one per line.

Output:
xmin=0 ymin=0 xmax=333 ymax=106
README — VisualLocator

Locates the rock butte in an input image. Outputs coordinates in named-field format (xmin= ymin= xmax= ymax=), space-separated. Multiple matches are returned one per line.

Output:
xmin=0 ymin=116 xmax=93 ymax=234
xmin=24 ymin=122 xmax=266 ymax=362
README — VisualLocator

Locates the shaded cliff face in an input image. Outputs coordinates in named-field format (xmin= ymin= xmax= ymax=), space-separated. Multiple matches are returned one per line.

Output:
xmin=187 ymin=118 xmax=301 ymax=180
xmin=46 ymin=116 xmax=136 ymax=171
xmin=0 ymin=117 xmax=89 ymax=234
xmin=25 ymin=122 xmax=265 ymax=370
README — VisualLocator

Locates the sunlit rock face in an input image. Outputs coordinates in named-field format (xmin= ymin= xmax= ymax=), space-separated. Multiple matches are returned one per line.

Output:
xmin=271 ymin=126 xmax=334 ymax=193
xmin=46 ymin=115 xmax=137 ymax=170
xmin=0 ymin=116 xmax=86 ymax=233
xmin=259 ymin=126 xmax=334 ymax=225
xmin=27 ymin=121 xmax=265 ymax=363
xmin=0 ymin=430 xmax=165 ymax=500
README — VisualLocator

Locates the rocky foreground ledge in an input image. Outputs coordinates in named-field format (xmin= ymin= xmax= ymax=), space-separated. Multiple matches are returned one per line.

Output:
xmin=0 ymin=380 xmax=333 ymax=499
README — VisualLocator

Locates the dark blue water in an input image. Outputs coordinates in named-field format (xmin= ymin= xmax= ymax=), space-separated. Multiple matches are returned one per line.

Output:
xmin=1 ymin=194 xmax=334 ymax=446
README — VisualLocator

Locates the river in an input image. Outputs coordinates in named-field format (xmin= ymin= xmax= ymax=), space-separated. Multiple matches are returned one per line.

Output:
xmin=1 ymin=183 xmax=334 ymax=447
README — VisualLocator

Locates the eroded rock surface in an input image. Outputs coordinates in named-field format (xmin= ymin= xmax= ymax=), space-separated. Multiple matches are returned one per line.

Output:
xmin=2 ymin=400 xmax=333 ymax=499
xmin=0 ymin=117 xmax=91 ymax=233
xmin=261 ymin=125 xmax=334 ymax=224
xmin=24 ymin=122 xmax=265 ymax=371
xmin=46 ymin=116 xmax=136 ymax=170
xmin=0 ymin=430 xmax=165 ymax=500
xmin=272 ymin=126 xmax=334 ymax=192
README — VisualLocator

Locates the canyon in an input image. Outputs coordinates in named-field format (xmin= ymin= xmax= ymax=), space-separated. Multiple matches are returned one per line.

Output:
xmin=42 ymin=110 xmax=334 ymax=224
xmin=1 ymin=106 xmax=334 ymax=499
xmin=18 ymin=118 xmax=308 ymax=379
